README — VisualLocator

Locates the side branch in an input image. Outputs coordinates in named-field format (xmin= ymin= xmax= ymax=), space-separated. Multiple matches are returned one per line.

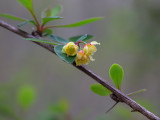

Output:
xmin=0 ymin=20 xmax=159 ymax=120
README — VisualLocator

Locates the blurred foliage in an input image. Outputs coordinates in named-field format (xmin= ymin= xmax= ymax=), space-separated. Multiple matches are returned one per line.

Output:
xmin=0 ymin=80 xmax=72 ymax=120
xmin=17 ymin=85 xmax=36 ymax=110
xmin=0 ymin=77 xmax=153 ymax=120
xmin=135 ymin=98 xmax=154 ymax=111
xmin=38 ymin=99 xmax=70 ymax=120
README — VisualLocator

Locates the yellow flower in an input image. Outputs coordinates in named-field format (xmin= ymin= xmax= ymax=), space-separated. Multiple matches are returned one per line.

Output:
xmin=83 ymin=41 xmax=100 ymax=61
xmin=75 ymin=50 xmax=90 ymax=66
xmin=62 ymin=42 xmax=78 ymax=56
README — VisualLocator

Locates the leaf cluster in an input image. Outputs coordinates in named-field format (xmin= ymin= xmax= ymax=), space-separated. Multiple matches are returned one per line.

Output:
xmin=0 ymin=0 xmax=103 ymax=36
xmin=90 ymin=64 xmax=145 ymax=98
xmin=90 ymin=64 xmax=124 ymax=96
xmin=0 ymin=0 xmax=103 ymax=64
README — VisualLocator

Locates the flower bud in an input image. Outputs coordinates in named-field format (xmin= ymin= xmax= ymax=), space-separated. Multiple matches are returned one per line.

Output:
xmin=75 ymin=50 xmax=90 ymax=66
xmin=62 ymin=42 xmax=78 ymax=56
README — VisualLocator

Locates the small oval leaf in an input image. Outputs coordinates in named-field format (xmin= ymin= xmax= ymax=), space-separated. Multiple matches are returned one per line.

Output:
xmin=69 ymin=35 xmax=94 ymax=43
xmin=50 ymin=35 xmax=68 ymax=44
xmin=109 ymin=64 xmax=124 ymax=90
xmin=75 ymin=34 xmax=87 ymax=42
xmin=54 ymin=45 xmax=76 ymax=64
xmin=90 ymin=84 xmax=112 ymax=96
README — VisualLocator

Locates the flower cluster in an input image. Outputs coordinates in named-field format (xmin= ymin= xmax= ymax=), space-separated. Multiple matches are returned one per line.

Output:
xmin=62 ymin=41 xmax=100 ymax=66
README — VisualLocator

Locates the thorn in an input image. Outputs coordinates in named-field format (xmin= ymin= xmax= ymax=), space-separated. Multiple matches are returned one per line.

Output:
xmin=127 ymin=89 xmax=147 ymax=97
xmin=106 ymin=102 xmax=118 ymax=114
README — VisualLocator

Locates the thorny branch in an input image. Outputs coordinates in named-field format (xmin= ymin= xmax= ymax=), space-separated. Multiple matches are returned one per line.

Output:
xmin=0 ymin=19 xmax=159 ymax=120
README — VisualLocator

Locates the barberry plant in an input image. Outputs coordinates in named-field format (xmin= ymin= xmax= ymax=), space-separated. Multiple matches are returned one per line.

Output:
xmin=1 ymin=0 xmax=153 ymax=119
xmin=0 ymin=0 xmax=103 ymax=65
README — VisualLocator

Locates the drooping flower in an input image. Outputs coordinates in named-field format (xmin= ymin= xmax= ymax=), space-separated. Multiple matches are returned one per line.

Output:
xmin=83 ymin=41 xmax=100 ymax=61
xmin=75 ymin=50 xmax=90 ymax=66
xmin=62 ymin=42 xmax=78 ymax=56
xmin=83 ymin=41 xmax=100 ymax=56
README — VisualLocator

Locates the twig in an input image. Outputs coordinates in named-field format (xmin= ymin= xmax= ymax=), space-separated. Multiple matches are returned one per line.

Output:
xmin=0 ymin=19 xmax=159 ymax=120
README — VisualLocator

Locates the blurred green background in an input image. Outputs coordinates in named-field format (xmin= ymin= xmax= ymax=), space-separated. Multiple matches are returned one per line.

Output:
xmin=0 ymin=0 xmax=160 ymax=120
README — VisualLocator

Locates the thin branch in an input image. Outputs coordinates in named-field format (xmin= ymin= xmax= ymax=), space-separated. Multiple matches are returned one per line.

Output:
xmin=0 ymin=19 xmax=159 ymax=120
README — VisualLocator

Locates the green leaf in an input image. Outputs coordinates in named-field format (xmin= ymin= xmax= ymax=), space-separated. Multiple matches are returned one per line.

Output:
xmin=49 ymin=35 xmax=68 ymax=44
xmin=75 ymin=34 xmax=87 ymax=42
xmin=24 ymin=38 xmax=58 ymax=45
xmin=90 ymin=84 xmax=112 ymax=96
xmin=17 ymin=85 xmax=36 ymax=109
xmin=42 ymin=29 xmax=53 ymax=36
xmin=17 ymin=20 xmax=36 ymax=27
xmin=0 ymin=104 xmax=19 ymax=119
xmin=53 ymin=17 xmax=103 ymax=28
xmin=109 ymin=64 xmax=124 ymax=90
xmin=17 ymin=0 xmax=33 ymax=13
xmin=54 ymin=45 xmax=76 ymax=64
xmin=69 ymin=35 xmax=94 ymax=43
xmin=41 ymin=5 xmax=63 ymax=25
xmin=42 ymin=5 xmax=62 ymax=18
xmin=0 ymin=13 xmax=26 ymax=21
xmin=49 ymin=99 xmax=69 ymax=114
xmin=51 ymin=5 xmax=62 ymax=17
xmin=42 ymin=16 xmax=63 ymax=25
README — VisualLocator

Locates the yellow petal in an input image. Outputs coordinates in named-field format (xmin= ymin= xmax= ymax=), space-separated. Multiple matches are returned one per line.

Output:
xmin=75 ymin=50 xmax=90 ymax=66
xmin=90 ymin=56 xmax=95 ymax=61
xmin=62 ymin=42 xmax=78 ymax=56
xmin=91 ymin=41 xmax=100 ymax=45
